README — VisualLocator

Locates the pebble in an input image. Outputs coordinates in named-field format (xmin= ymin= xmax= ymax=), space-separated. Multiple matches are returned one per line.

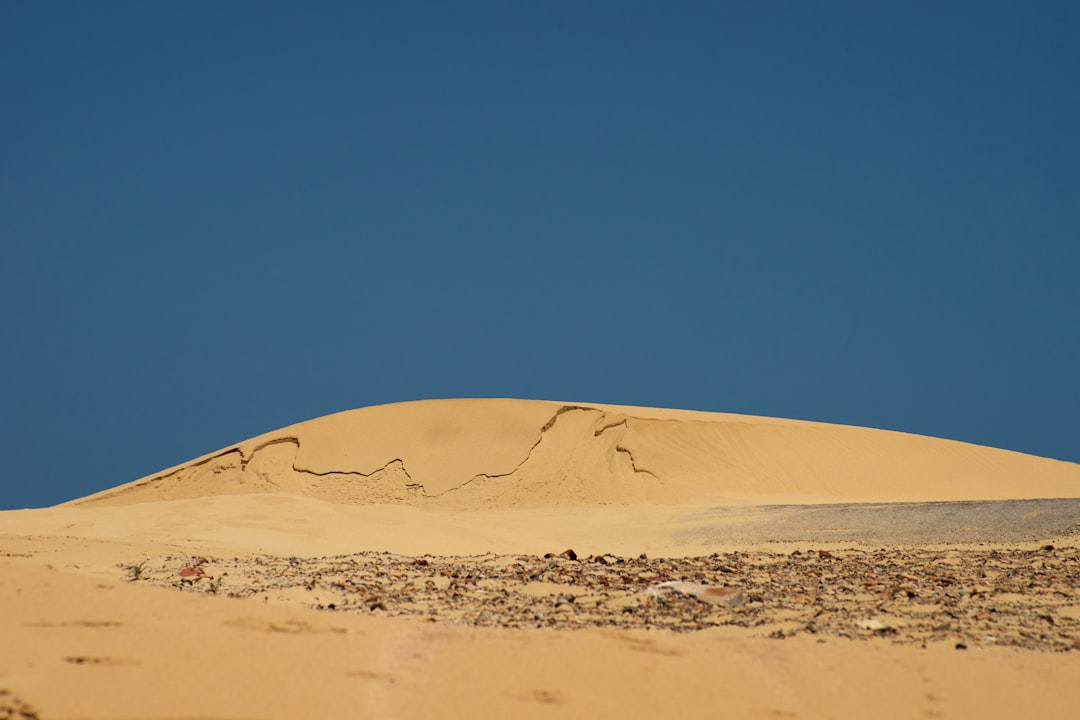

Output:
xmin=128 ymin=545 xmax=1080 ymax=651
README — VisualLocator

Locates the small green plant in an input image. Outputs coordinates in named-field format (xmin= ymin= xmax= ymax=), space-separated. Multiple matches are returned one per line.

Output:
xmin=207 ymin=576 xmax=223 ymax=594
xmin=124 ymin=561 xmax=148 ymax=582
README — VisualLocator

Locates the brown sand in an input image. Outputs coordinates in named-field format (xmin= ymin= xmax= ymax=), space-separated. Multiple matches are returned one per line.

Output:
xmin=2 ymin=398 xmax=1079 ymax=719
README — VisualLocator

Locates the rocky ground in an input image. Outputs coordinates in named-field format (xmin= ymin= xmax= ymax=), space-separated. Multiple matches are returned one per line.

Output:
xmin=123 ymin=543 xmax=1080 ymax=653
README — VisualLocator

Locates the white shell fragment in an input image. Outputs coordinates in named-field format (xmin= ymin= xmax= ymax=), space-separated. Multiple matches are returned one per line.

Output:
xmin=645 ymin=581 xmax=744 ymax=607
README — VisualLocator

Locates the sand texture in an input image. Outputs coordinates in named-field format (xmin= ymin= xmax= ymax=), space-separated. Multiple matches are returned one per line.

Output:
xmin=72 ymin=399 xmax=1080 ymax=508
xmin=3 ymin=398 xmax=1080 ymax=719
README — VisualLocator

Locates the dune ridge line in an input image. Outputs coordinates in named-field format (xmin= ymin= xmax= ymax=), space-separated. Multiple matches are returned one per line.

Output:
xmin=68 ymin=398 xmax=1080 ymax=510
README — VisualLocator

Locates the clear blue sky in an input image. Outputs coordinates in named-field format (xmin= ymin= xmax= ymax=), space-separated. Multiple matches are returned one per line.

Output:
xmin=2 ymin=2 xmax=1077 ymax=509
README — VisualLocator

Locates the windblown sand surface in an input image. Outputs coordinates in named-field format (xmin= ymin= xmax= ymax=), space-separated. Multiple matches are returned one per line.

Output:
xmin=3 ymin=399 xmax=1079 ymax=719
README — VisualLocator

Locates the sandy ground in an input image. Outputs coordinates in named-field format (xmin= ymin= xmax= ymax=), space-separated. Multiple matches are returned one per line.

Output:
xmin=3 ymin=399 xmax=1080 ymax=719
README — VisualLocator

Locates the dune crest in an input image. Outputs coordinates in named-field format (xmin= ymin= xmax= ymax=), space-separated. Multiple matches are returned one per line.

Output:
xmin=71 ymin=399 xmax=1080 ymax=509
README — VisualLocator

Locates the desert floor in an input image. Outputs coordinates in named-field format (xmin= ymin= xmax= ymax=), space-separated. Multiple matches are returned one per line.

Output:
xmin=3 ymin=400 xmax=1079 ymax=719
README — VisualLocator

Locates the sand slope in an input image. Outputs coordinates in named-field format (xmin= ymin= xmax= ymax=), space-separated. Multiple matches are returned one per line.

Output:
xmin=72 ymin=399 xmax=1080 ymax=509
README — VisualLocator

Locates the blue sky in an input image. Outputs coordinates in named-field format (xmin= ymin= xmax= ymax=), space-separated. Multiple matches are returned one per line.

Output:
xmin=2 ymin=2 xmax=1077 ymax=509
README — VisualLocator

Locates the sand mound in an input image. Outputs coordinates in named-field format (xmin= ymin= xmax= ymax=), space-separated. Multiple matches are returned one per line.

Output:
xmin=71 ymin=399 xmax=1080 ymax=509
xmin=8 ymin=399 xmax=1079 ymax=720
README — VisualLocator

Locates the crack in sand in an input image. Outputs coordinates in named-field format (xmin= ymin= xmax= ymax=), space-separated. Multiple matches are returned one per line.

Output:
xmin=76 ymin=403 xmax=743 ymax=507
xmin=594 ymin=417 xmax=659 ymax=478
xmin=88 ymin=404 xmax=668 ymax=507
xmin=240 ymin=437 xmax=302 ymax=468
xmin=615 ymin=443 xmax=658 ymax=478
xmin=437 ymin=405 xmax=594 ymax=497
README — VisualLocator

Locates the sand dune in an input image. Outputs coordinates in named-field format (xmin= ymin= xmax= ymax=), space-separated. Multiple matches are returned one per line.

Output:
xmin=5 ymin=398 xmax=1080 ymax=720
xmin=71 ymin=399 xmax=1080 ymax=509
